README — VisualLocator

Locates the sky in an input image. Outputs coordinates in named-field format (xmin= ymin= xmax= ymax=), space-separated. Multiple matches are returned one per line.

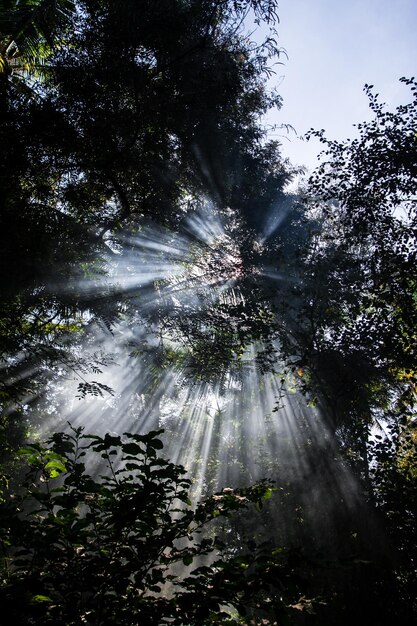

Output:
xmin=264 ymin=0 xmax=417 ymax=173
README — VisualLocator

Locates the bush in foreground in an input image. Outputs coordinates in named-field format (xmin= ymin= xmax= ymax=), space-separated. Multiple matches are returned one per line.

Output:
xmin=0 ymin=426 xmax=310 ymax=625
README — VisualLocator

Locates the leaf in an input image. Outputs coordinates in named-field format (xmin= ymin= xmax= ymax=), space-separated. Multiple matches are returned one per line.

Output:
xmin=262 ymin=487 xmax=275 ymax=501
xmin=149 ymin=438 xmax=163 ymax=450
xmin=76 ymin=381 xmax=114 ymax=399
xmin=45 ymin=460 xmax=67 ymax=476
xmin=122 ymin=442 xmax=144 ymax=455
xmin=31 ymin=595 xmax=53 ymax=604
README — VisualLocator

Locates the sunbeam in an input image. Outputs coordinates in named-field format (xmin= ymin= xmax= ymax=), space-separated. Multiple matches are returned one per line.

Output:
xmin=38 ymin=205 xmax=367 ymax=552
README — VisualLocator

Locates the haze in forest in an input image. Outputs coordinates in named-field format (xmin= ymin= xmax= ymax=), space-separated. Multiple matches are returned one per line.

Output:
xmin=0 ymin=1 xmax=416 ymax=624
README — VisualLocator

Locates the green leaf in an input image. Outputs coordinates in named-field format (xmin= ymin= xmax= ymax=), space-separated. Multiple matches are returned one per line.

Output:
xmin=262 ymin=487 xmax=276 ymax=501
xmin=45 ymin=460 xmax=67 ymax=475
xmin=31 ymin=595 xmax=53 ymax=604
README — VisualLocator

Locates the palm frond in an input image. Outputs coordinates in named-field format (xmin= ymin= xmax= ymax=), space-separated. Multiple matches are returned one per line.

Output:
xmin=0 ymin=0 xmax=75 ymax=77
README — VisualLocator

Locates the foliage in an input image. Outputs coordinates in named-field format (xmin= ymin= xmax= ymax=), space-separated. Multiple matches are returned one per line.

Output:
xmin=282 ymin=78 xmax=417 ymax=435
xmin=305 ymin=77 xmax=417 ymax=374
xmin=1 ymin=1 xmax=417 ymax=621
xmin=0 ymin=0 xmax=293 ymax=474
xmin=0 ymin=426 xmax=313 ymax=625
xmin=0 ymin=0 xmax=75 ymax=83
xmin=262 ymin=81 xmax=417 ymax=620
xmin=0 ymin=0 xmax=289 ymax=408
xmin=369 ymin=414 xmax=417 ymax=612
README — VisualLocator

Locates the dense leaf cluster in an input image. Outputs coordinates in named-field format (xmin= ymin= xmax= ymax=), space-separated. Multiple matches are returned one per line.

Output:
xmin=0 ymin=427 xmax=310 ymax=625
xmin=0 ymin=0 xmax=289 ymax=424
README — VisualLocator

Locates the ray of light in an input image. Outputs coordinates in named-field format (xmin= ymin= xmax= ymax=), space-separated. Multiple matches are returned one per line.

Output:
xmin=259 ymin=196 xmax=295 ymax=242
xmin=36 ymin=207 xmax=370 ymax=552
